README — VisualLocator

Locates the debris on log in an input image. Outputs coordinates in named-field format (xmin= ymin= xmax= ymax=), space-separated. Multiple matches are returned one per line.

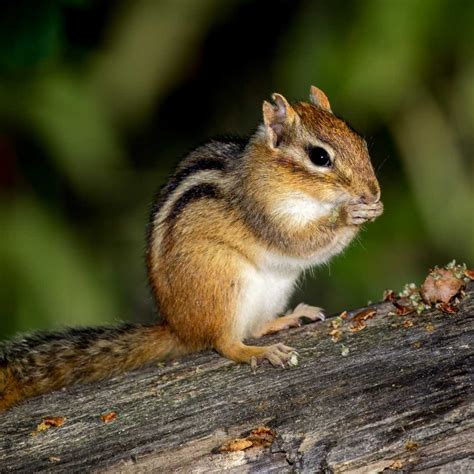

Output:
xmin=0 ymin=280 xmax=472 ymax=472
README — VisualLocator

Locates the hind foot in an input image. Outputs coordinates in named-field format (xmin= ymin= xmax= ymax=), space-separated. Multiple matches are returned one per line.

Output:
xmin=254 ymin=303 xmax=325 ymax=337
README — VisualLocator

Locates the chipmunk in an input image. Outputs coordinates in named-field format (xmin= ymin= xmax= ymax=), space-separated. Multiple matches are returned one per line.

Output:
xmin=0 ymin=86 xmax=382 ymax=411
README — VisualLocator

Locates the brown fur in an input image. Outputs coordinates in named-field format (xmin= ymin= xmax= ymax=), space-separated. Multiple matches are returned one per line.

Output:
xmin=0 ymin=324 xmax=186 ymax=411
xmin=1 ymin=86 xmax=382 ymax=411
xmin=147 ymin=89 xmax=381 ymax=366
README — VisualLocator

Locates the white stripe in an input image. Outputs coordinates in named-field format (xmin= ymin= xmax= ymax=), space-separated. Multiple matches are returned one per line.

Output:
xmin=150 ymin=169 xmax=225 ymax=251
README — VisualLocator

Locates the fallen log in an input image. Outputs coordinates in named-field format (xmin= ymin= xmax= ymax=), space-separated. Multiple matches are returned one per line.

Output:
xmin=0 ymin=283 xmax=472 ymax=472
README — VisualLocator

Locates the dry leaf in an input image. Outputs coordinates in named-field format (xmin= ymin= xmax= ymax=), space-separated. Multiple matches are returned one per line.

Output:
xmin=352 ymin=308 xmax=377 ymax=322
xmin=383 ymin=289 xmax=397 ymax=302
xmin=393 ymin=300 xmax=415 ymax=316
xmin=350 ymin=320 xmax=367 ymax=332
xmin=465 ymin=269 xmax=474 ymax=280
xmin=100 ymin=411 xmax=117 ymax=423
xmin=34 ymin=416 xmax=66 ymax=434
xmin=49 ymin=457 xmax=61 ymax=463
xmin=248 ymin=426 xmax=276 ymax=448
xmin=350 ymin=308 xmax=376 ymax=332
xmin=437 ymin=302 xmax=458 ymax=314
xmin=340 ymin=310 xmax=348 ymax=319
xmin=403 ymin=320 xmax=414 ymax=328
xmin=219 ymin=426 xmax=275 ymax=453
xmin=42 ymin=416 xmax=65 ymax=427
xmin=421 ymin=268 xmax=464 ymax=304
xmin=35 ymin=422 xmax=50 ymax=433
xmin=220 ymin=438 xmax=253 ymax=452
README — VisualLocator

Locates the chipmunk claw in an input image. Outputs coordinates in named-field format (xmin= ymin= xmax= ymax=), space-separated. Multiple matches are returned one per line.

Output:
xmin=250 ymin=343 xmax=297 ymax=371
xmin=289 ymin=303 xmax=325 ymax=322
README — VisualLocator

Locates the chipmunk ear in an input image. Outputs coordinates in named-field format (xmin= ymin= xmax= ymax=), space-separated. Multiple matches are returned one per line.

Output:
xmin=262 ymin=93 xmax=297 ymax=148
xmin=309 ymin=85 xmax=332 ymax=112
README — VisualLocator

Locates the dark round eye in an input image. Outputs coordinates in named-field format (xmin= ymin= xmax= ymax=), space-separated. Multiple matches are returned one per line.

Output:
xmin=307 ymin=146 xmax=332 ymax=167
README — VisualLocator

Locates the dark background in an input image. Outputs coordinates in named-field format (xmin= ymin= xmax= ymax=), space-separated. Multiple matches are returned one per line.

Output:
xmin=1 ymin=0 xmax=472 ymax=339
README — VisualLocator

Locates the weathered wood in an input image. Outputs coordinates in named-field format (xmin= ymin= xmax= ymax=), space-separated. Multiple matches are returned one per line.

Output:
xmin=0 ymin=284 xmax=473 ymax=473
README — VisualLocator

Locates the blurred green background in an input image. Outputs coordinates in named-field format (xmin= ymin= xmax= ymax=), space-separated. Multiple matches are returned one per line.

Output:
xmin=0 ymin=0 xmax=472 ymax=340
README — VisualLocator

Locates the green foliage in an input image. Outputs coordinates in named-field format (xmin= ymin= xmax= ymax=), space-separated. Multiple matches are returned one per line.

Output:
xmin=0 ymin=1 xmax=61 ymax=72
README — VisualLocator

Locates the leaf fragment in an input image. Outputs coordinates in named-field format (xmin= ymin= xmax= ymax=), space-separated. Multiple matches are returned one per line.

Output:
xmin=393 ymin=301 xmax=415 ymax=316
xmin=219 ymin=426 xmax=275 ymax=452
xmin=350 ymin=308 xmax=376 ymax=332
xmin=350 ymin=320 xmax=367 ymax=332
xmin=421 ymin=268 xmax=464 ymax=304
xmin=352 ymin=308 xmax=377 ymax=322
xmin=100 ymin=411 xmax=117 ymax=423
xmin=437 ymin=302 xmax=458 ymax=314
xmin=219 ymin=438 xmax=253 ymax=452
xmin=33 ymin=416 xmax=66 ymax=435
xmin=248 ymin=426 xmax=276 ymax=448
xmin=383 ymin=289 xmax=396 ymax=302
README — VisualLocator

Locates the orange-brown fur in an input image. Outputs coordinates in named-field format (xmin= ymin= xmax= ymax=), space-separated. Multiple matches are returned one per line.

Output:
xmin=0 ymin=85 xmax=382 ymax=411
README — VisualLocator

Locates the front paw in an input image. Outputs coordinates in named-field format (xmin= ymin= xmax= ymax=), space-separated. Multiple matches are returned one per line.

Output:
xmin=345 ymin=200 xmax=383 ymax=225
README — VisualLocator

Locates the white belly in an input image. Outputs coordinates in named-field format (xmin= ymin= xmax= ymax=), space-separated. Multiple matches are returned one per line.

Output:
xmin=235 ymin=264 xmax=299 ymax=339
xmin=233 ymin=225 xmax=357 ymax=340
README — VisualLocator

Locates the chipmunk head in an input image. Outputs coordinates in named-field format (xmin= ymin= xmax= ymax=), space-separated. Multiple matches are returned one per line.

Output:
xmin=257 ymin=86 xmax=380 ymax=211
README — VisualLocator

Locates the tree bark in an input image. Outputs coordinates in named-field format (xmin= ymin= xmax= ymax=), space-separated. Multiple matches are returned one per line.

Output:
xmin=0 ymin=284 xmax=472 ymax=473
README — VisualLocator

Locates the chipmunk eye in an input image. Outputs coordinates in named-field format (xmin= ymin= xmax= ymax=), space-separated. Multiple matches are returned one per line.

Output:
xmin=306 ymin=146 xmax=332 ymax=168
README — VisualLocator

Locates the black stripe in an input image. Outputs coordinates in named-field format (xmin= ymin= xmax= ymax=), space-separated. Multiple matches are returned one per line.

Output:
xmin=167 ymin=183 xmax=221 ymax=222
xmin=150 ymin=159 xmax=225 ymax=221
xmin=171 ymin=159 xmax=225 ymax=193
xmin=146 ymin=159 xmax=225 ymax=247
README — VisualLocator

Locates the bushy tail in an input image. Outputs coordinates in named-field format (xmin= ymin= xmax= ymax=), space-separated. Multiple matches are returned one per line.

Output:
xmin=0 ymin=323 xmax=187 ymax=411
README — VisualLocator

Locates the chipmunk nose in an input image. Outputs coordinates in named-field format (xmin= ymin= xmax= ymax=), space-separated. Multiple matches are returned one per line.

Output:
xmin=359 ymin=188 xmax=381 ymax=204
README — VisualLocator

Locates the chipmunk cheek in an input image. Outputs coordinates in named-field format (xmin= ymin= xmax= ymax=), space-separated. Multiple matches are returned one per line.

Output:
xmin=314 ymin=186 xmax=339 ymax=203
xmin=271 ymin=192 xmax=335 ymax=226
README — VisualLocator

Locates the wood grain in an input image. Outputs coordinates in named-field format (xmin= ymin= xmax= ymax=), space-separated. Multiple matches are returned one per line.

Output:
xmin=1 ymin=284 xmax=472 ymax=472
